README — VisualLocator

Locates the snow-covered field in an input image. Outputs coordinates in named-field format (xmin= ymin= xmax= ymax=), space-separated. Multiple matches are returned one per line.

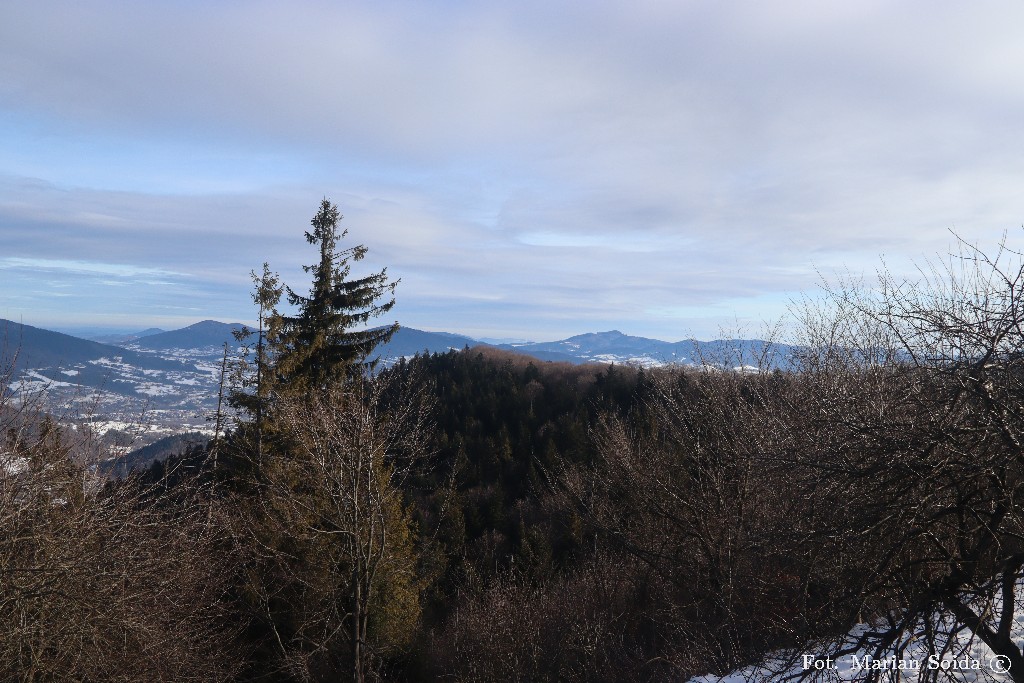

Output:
xmin=6 ymin=343 xmax=226 ymax=452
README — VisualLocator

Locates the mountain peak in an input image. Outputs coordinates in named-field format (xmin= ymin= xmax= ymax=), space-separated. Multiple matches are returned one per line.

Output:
xmin=132 ymin=320 xmax=247 ymax=350
xmin=188 ymin=320 xmax=240 ymax=329
xmin=567 ymin=330 xmax=627 ymax=341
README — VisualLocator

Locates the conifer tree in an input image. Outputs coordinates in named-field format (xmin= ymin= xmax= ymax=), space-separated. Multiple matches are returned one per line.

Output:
xmin=273 ymin=198 xmax=398 ymax=392
xmin=227 ymin=200 xmax=407 ymax=679
xmin=230 ymin=262 xmax=283 ymax=463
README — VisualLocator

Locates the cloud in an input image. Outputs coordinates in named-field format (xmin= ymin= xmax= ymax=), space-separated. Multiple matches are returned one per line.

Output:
xmin=0 ymin=257 xmax=185 ymax=280
xmin=2 ymin=1 xmax=1024 ymax=339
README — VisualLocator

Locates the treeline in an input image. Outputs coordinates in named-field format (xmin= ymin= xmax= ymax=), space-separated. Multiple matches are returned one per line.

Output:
xmin=0 ymin=347 xmax=818 ymax=681
xmin=143 ymin=348 xmax=664 ymax=681
xmin=398 ymin=348 xmax=648 ymax=587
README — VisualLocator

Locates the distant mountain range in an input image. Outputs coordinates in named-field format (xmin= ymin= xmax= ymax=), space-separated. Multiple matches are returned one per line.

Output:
xmin=107 ymin=321 xmax=786 ymax=368
xmin=129 ymin=320 xmax=248 ymax=351
xmin=2 ymin=318 xmax=793 ymax=376
xmin=89 ymin=328 xmax=166 ymax=345
xmin=491 ymin=330 xmax=784 ymax=368
xmin=0 ymin=320 xmax=177 ymax=371
xmin=1 ymin=317 xmax=793 ymax=408
xmin=109 ymin=321 xmax=479 ymax=361
xmin=0 ymin=318 xmax=794 ymax=451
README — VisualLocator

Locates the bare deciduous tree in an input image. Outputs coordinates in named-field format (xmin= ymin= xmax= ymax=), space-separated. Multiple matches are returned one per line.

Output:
xmin=777 ymin=237 xmax=1024 ymax=683
xmin=558 ymin=236 xmax=1024 ymax=683
xmin=562 ymin=363 xmax=806 ymax=677
xmin=245 ymin=370 xmax=433 ymax=682
xmin=0 ymin=375 xmax=242 ymax=682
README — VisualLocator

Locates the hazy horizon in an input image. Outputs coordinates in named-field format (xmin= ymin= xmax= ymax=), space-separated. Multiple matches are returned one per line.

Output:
xmin=22 ymin=318 xmax=748 ymax=347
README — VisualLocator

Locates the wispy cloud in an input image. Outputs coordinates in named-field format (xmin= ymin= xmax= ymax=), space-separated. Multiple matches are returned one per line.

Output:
xmin=0 ymin=257 xmax=185 ymax=280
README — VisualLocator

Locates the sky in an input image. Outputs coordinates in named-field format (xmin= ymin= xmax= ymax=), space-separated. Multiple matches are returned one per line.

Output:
xmin=2 ymin=1 xmax=1024 ymax=342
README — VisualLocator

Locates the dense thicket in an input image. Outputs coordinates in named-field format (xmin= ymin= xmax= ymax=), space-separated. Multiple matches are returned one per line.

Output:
xmin=386 ymin=348 xmax=651 ymax=589
xmin=396 ymin=351 xmax=811 ymax=681
xmin=0 ymin=409 xmax=243 ymax=681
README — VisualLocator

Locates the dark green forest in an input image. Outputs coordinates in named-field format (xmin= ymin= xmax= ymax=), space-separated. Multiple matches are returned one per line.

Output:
xmin=5 ymin=204 xmax=1024 ymax=682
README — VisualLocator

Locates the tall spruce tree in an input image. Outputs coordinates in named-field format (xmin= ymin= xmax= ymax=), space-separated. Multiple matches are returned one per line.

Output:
xmin=272 ymin=198 xmax=399 ymax=392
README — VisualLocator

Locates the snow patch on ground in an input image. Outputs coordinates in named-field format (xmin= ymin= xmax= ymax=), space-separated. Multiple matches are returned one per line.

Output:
xmin=9 ymin=370 xmax=76 ymax=394
xmin=691 ymin=584 xmax=1024 ymax=683
xmin=585 ymin=353 xmax=667 ymax=368
xmin=0 ymin=454 xmax=28 ymax=475
xmin=732 ymin=365 xmax=761 ymax=373
xmin=134 ymin=382 xmax=178 ymax=397
xmin=24 ymin=370 xmax=74 ymax=387
xmin=193 ymin=362 xmax=221 ymax=379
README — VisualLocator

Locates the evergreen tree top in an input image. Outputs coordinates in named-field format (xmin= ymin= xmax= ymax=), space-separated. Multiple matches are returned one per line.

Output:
xmin=272 ymin=199 xmax=399 ymax=392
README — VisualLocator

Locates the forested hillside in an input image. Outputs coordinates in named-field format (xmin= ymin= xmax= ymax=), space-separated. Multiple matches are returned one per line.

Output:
xmin=389 ymin=349 xmax=649 ymax=622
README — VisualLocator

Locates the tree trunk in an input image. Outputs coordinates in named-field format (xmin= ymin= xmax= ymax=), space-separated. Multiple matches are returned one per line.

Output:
xmin=353 ymin=556 xmax=364 ymax=683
